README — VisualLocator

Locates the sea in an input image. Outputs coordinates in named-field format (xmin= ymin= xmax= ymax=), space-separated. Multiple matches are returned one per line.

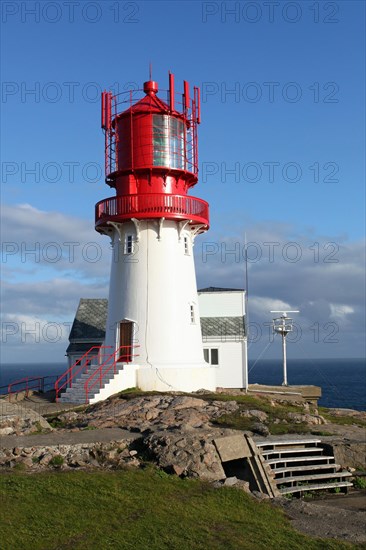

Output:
xmin=0 ymin=358 xmax=365 ymax=411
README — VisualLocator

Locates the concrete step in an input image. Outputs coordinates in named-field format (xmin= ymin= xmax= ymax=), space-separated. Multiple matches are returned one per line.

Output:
xmin=59 ymin=362 xmax=126 ymax=404
xmin=71 ymin=375 xmax=114 ymax=386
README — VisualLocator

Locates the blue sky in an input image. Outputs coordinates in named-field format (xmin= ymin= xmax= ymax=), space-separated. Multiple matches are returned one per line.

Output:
xmin=1 ymin=0 xmax=365 ymax=365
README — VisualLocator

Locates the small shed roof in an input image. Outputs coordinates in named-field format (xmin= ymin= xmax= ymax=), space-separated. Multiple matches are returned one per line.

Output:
xmin=69 ymin=299 xmax=108 ymax=342
xmin=200 ymin=317 xmax=245 ymax=338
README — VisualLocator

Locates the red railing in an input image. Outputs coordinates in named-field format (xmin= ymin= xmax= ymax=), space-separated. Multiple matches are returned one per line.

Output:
xmin=102 ymin=80 xmax=200 ymax=178
xmin=55 ymin=346 xmax=113 ymax=402
xmin=7 ymin=375 xmax=59 ymax=398
xmin=95 ymin=193 xmax=209 ymax=228
xmin=84 ymin=345 xmax=139 ymax=403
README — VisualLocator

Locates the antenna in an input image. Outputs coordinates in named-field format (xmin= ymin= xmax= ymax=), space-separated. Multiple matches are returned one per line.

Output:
xmin=270 ymin=309 xmax=299 ymax=386
xmin=149 ymin=62 xmax=152 ymax=80
xmin=243 ymin=233 xmax=249 ymax=391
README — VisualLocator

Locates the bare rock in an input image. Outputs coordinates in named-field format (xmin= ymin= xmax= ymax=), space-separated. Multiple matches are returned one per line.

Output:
xmin=224 ymin=476 xmax=238 ymax=486
xmin=241 ymin=409 xmax=268 ymax=422
xmin=145 ymin=430 xmax=226 ymax=481
xmin=0 ymin=427 xmax=14 ymax=436
xmin=0 ymin=402 xmax=52 ymax=435
xmin=287 ymin=412 xmax=326 ymax=425
xmin=251 ymin=422 xmax=270 ymax=437
xmin=171 ymin=396 xmax=207 ymax=409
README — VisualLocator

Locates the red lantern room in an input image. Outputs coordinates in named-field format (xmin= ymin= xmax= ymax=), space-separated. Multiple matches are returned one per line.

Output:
xmin=96 ymin=73 xmax=209 ymax=231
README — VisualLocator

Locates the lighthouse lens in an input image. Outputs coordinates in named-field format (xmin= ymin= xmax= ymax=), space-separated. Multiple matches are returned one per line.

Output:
xmin=152 ymin=115 xmax=185 ymax=170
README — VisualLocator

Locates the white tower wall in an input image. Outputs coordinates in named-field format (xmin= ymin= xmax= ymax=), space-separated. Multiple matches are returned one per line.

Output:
xmin=104 ymin=219 xmax=216 ymax=392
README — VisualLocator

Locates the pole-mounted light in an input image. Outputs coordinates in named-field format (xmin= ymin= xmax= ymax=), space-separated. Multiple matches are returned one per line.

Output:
xmin=270 ymin=310 xmax=299 ymax=386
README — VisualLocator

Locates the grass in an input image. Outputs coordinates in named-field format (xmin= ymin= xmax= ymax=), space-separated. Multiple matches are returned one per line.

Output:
xmin=0 ymin=469 xmax=360 ymax=550
xmin=209 ymin=395 xmax=311 ymax=435
xmin=49 ymin=455 xmax=64 ymax=468
xmin=353 ymin=476 xmax=366 ymax=490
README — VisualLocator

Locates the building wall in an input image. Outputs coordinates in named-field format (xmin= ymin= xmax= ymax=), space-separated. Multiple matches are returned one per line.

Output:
xmin=198 ymin=291 xmax=245 ymax=317
xmin=203 ymin=340 xmax=247 ymax=388
xmin=103 ymin=219 xmax=216 ymax=391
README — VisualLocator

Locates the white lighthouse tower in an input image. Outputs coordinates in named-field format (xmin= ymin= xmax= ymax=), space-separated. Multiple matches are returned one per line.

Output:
xmin=96 ymin=73 xmax=216 ymax=392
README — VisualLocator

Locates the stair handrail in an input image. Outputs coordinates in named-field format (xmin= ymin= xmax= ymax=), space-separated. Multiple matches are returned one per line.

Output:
xmin=55 ymin=346 xmax=113 ymax=402
xmin=84 ymin=345 xmax=140 ymax=403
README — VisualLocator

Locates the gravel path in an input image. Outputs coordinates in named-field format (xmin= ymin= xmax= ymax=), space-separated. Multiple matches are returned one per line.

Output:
xmin=0 ymin=427 xmax=140 ymax=448
xmin=276 ymin=492 xmax=366 ymax=544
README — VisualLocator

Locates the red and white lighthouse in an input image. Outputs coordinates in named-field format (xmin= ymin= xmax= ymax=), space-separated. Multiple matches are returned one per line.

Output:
xmin=97 ymin=73 xmax=216 ymax=392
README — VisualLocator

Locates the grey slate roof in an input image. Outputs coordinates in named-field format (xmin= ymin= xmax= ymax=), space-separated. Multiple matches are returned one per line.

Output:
xmin=200 ymin=317 xmax=245 ymax=338
xmin=67 ymin=299 xmax=245 ymax=354
xmin=66 ymin=342 xmax=102 ymax=354
xmin=68 ymin=299 xmax=108 ymax=341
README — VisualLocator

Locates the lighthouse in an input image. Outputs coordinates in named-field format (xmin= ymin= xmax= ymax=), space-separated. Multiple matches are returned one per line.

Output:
xmin=96 ymin=73 xmax=216 ymax=392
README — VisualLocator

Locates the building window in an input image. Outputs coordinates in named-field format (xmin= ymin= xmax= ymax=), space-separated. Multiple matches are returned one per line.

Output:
xmin=184 ymin=236 xmax=189 ymax=255
xmin=204 ymin=348 xmax=219 ymax=365
xmin=190 ymin=305 xmax=195 ymax=324
xmin=211 ymin=348 xmax=219 ymax=365
xmin=124 ymin=234 xmax=134 ymax=254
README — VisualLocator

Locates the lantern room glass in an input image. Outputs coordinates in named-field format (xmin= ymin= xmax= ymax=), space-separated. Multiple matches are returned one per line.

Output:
xmin=153 ymin=115 xmax=185 ymax=169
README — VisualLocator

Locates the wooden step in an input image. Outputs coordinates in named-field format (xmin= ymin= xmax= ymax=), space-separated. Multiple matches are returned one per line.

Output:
xmin=275 ymin=471 xmax=352 ymax=486
xmin=267 ymin=455 xmax=335 ymax=467
xmin=280 ymin=481 xmax=353 ymax=495
xmin=261 ymin=447 xmax=324 ymax=458
xmin=273 ymin=463 xmax=340 ymax=476
xmin=256 ymin=439 xmax=321 ymax=448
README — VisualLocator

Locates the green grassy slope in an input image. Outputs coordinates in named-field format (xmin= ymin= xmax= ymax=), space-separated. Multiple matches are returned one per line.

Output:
xmin=0 ymin=469 xmax=361 ymax=550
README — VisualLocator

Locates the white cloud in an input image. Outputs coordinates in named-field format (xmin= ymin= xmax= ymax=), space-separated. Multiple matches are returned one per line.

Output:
xmin=195 ymin=220 xmax=365 ymax=358
xmin=329 ymin=304 xmax=354 ymax=321
xmin=1 ymin=203 xmax=111 ymax=279
xmin=248 ymin=296 xmax=292 ymax=318
xmin=1 ymin=205 xmax=365 ymax=361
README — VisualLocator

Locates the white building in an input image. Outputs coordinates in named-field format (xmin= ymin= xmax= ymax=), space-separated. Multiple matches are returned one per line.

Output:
xmin=199 ymin=287 xmax=247 ymax=389
xmin=62 ymin=287 xmax=247 ymax=402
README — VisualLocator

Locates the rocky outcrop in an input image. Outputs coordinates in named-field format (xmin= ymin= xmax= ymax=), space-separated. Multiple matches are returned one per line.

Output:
xmin=0 ymin=438 xmax=139 ymax=470
xmin=1 ymin=394 xmax=364 ymax=482
xmin=286 ymin=412 xmax=326 ymax=425
xmin=69 ymin=395 xmax=239 ymax=432
xmin=144 ymin=429 xmax=230 ymax=481
xmin=0 ymin=402 xmax=52 ymax=436
xmin=323 ymin=440 xmax=366 ymax=470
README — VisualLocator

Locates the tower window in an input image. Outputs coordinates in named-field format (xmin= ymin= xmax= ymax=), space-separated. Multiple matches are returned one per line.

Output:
xmin=190 ymin=305 xmax=195 ymax=324
xmin=152 ymin=115 xmax=185 ymax=169
xmin=184 ymin=236 xmax=189 ymax=255
xmin=124 ymin=234 xmax=134 ymax=254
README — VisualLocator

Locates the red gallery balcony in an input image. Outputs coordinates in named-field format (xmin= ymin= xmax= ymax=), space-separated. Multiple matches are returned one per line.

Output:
xmin=95 ymin=194 xmax=209 ymax=229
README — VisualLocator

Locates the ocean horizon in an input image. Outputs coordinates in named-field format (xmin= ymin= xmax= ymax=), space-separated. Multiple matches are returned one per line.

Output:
xmin=0 ymin=357 xmax=365 ymax=411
